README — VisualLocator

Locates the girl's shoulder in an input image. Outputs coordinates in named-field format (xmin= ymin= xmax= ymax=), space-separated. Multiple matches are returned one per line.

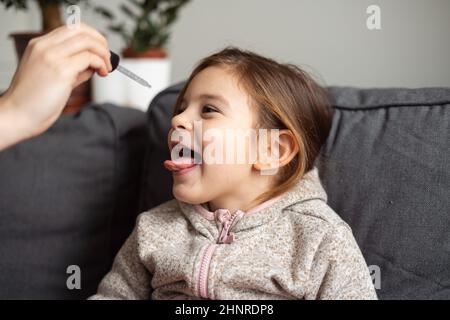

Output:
xmin=284 ymin=198 xmax=353 ymax=236
xmin=140 ymin=198 xmax=180 ymax=217
xmin=135 ymin=199 xmax=188 ymax=234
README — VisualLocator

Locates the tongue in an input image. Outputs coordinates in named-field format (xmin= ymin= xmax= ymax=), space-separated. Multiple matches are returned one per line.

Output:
xmin=164 ymin=160 xmax=196 ymax=171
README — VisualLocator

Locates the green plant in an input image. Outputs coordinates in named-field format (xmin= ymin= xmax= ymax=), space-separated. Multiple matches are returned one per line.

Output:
xmin=0 ymin=0 xmax=88 ymax=32
xmin=98 ymin=0 xmax=191 ymax=53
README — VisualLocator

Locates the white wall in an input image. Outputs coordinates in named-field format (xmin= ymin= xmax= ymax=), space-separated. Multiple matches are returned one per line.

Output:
xmin=0 ymin=1 xmax=40 ymax=90
xmin=1 ymin=0 xmax=450 ymax=91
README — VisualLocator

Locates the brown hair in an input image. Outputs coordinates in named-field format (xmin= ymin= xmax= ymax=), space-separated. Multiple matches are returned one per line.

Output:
xmin=172 ymin=47 xmax=332 ymax=204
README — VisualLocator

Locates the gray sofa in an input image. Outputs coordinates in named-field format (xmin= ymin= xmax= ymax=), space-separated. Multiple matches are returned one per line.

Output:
xmin=0 ymin=83 xmax=449 ymax=300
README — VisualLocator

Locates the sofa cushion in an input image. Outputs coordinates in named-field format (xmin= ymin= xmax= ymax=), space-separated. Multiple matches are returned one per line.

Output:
xmin=0 ymin=104 xmax=149 ymax=299
xmin=317 ymin=87 xmax=450 ymax=299
xmin=140 ymin=83 xmax=450 ymax=300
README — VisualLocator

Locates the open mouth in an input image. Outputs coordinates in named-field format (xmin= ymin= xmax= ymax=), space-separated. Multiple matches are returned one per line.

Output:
xmin=164 ymin=144 xmax=202 ymax=174
xmin=176 ymin=146 xmax=202 ymax=162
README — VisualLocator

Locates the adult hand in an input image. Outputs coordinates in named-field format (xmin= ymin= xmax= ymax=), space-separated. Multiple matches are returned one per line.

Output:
xmin=0 ymin=23 xmax=112 ymax=150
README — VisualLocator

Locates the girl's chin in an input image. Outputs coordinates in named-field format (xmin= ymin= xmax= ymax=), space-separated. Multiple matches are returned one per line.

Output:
xmin=172 ymin=185 xmax=202 ymax=204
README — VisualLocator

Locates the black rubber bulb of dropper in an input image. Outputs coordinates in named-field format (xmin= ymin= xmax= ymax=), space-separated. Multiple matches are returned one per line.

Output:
xmin=107 ymin=50 xmax=152 ymax=88
xmin=110 ymin=50 xmax=120 ymax=72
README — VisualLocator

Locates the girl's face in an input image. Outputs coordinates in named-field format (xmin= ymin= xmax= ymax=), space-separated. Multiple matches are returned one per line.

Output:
xmin=166 ymin=66 xmax=264 ymax=208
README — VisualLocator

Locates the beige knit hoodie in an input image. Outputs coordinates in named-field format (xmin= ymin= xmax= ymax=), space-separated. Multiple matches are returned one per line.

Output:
xmin=90 ymin=168 xmax=377 ymax=300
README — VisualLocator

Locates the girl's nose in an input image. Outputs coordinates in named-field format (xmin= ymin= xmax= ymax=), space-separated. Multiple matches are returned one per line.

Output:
xmin=171 ymin=113 xmax=194 ymax=131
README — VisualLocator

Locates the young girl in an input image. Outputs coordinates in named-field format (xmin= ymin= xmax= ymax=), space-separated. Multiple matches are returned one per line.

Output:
xmin=90 ymin=47 xmax=377 ymax=300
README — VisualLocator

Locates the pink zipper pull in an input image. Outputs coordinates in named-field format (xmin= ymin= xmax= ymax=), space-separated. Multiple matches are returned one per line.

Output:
xmin=216 ymin=209 xmax=244 ymax=244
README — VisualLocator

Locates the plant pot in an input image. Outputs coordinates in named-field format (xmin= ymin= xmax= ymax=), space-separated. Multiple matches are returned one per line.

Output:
xmin=122 ymin=47 xmax=168 ymax=59
xmin=92 ymin=47 xmax=171 ymax=112
xmin=10 ymin=32 xmax=92 ymax=114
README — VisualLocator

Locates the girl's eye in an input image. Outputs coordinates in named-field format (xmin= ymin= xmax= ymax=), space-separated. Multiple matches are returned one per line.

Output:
xmin=202 ymin=105 xmax=217 ymax=113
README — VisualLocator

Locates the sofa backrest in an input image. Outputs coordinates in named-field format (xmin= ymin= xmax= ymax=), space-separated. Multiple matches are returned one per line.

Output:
xmin=140 ymin=83 xmax=450 ymax=299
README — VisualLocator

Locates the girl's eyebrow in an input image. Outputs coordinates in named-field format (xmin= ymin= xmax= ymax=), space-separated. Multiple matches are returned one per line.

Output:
xmin=182 ymin=93 xmax=230 ymax=108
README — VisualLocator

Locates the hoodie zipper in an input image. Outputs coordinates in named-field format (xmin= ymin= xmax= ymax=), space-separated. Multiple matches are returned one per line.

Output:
xmin=196 ymin=212 xmax=240 ymax=299
xmin=197 ymin=243 xmax=218 ymax=298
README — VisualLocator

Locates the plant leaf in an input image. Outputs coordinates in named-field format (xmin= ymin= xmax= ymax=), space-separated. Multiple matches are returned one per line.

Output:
xmin=120 ymin=4 xmax=137 ymax=19
xmin=93 ymin=6 xmax=114 ymax=20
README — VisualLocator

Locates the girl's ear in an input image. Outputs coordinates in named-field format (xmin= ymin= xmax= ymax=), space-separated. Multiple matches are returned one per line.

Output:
xmin=253 ymin=129 xmax=299 ymax=174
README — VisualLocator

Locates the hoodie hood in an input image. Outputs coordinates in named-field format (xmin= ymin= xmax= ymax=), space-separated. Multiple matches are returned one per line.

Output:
xmin=177 ymin=168 xmax=327 ymax=242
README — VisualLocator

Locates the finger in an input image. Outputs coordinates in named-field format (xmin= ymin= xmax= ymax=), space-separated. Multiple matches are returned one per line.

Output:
xmin=27 ymin=25 xmax=77 ymax=52
xmin=62 ymin=51 xmax=109 ymax=86
xmin=27 ymin=23 xmax=109 ymax=59
xmin=42 ymin=23 xmax=108 ymax=47
xmin=74 ymin=69 xmax=94 ymax=87
xmin=77 ymin=23 xmax=108 ymax=47
xmin=54 ymin=32 xmax=112 ymax=71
